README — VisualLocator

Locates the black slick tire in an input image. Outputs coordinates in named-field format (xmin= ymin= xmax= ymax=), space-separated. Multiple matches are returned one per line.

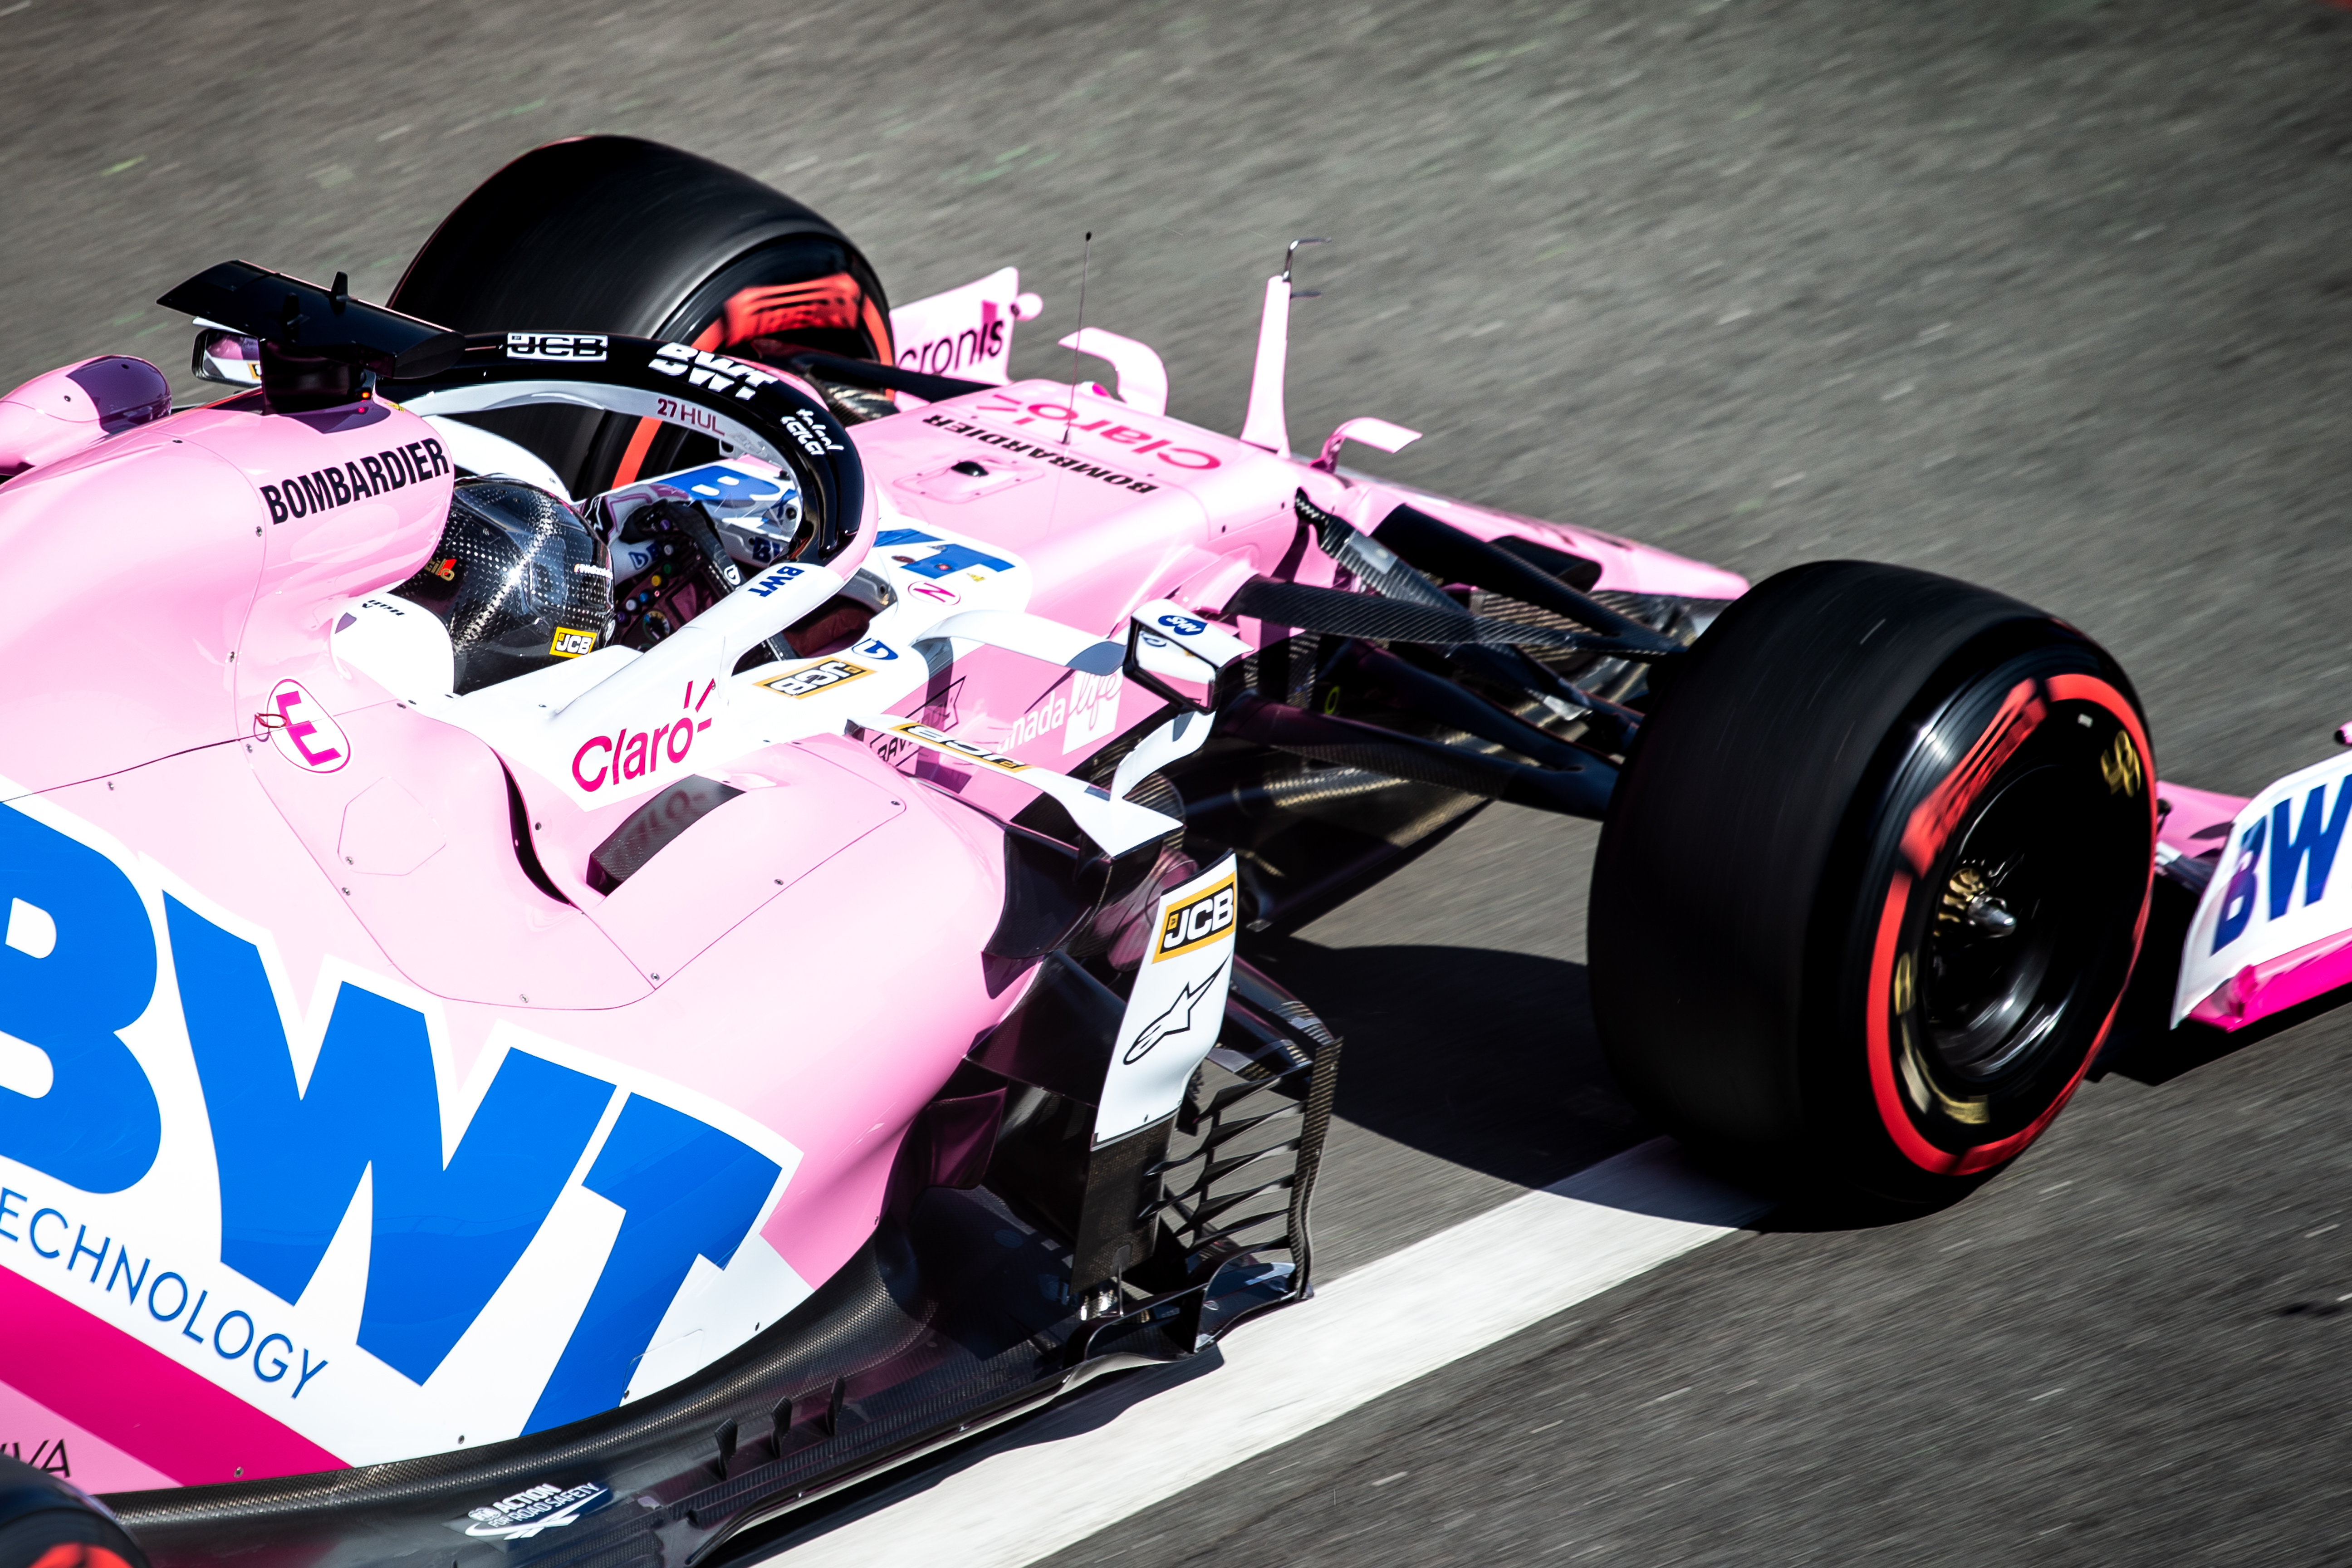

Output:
xmin=1588 ymin=560 xmax=2156 ymax=1204
xmin=389 ymin=136 xmax=892 ymax=496
xmin=0 ymin=1456 xmax=148 ymax=1568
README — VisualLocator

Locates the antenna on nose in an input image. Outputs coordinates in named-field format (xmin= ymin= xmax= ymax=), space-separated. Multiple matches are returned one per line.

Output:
xmin=1280 ymin=236 xmax=1327 ymax=291
xmin=1064 ymin=230 xmax=1093 ymax=446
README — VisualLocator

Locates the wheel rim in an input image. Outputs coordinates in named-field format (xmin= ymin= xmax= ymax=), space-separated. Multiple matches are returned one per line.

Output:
xmin=1919 ymin=764 xmax=2081 ymax=1080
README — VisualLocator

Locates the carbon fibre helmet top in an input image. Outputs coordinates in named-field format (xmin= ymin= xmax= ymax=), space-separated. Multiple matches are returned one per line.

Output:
xmin=392 ymin=479 xmax=612 ymax=694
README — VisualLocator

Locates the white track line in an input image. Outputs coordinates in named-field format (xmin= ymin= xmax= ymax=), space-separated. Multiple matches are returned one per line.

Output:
xmin=773 ymin=1137 xmax=1769 ymax=1567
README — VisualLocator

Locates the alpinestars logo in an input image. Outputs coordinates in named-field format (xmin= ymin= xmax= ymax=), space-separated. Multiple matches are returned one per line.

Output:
xmin=1125 ymin=958 xmax=1229 ymax=1063
xmin=1154 ymin=872 xmax=1237 ymax=962
xmin=455 ymin=1481 xmax=613 ymax=1540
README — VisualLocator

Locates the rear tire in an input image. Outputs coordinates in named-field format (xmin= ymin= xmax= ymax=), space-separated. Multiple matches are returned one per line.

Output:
xmin=389 ymin=136 xmax=893 ymax=496
xmin=1588 ymin=560 xmax=2156 ymax=1204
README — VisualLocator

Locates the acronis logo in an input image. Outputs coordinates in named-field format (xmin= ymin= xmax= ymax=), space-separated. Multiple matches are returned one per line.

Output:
xmin=0 ymin=799 xmax=796 ymax=1439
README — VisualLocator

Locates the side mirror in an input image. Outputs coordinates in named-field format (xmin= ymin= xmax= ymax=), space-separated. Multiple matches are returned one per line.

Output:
xmin=191 ymin=325 xmax=262 ymax=387
xmin=1123 ymin=600 xmax=1250 ymax=715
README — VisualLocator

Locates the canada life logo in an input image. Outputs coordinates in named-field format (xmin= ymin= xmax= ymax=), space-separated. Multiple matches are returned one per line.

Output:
xmin=999 ymin=669 xmax=1123 ymax=756
xmin=572 ymin=681 xmax=715 ymax=792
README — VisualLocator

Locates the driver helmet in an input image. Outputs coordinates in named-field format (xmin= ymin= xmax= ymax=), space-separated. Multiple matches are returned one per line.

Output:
xmin=391 ymin=478 xmax=613 ymax=694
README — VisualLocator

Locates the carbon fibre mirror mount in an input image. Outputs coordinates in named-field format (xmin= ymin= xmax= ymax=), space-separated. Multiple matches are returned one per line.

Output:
xmin=158 ymin=260 xmax=465 ymax=412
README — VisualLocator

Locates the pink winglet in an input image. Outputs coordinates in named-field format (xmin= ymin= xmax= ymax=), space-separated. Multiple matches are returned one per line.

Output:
xmin=1311 ymin=416 xmax=1422 ymax=474
xmin=0 ymin=1379 xmax=176 ymax=1494
xmin=1057 ymin=328 xmax=1169 ymax=416
xmin=2156 ymin=779 xmax=2249 ymax=868
xmin=2186 ymin=925 xmax=2352 ymax=1032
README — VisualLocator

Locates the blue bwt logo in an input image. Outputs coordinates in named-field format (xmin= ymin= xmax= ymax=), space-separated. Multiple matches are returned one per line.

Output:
xmin=2213 ymin=771 xmax=2352 ymax=952
xmin=0 ymin=803 xmax=781 ymax=1433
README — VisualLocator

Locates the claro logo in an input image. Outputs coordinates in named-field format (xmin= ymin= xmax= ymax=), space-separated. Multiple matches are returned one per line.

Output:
xmin=573 ymin=680 xmax=716 ymax=792
xmin=974 ymin=393 xmax=1222 ymax=470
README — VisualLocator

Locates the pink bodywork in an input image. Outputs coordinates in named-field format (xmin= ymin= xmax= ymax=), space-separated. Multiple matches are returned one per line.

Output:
xmin=0 ymin=359 xmax=1741 ymax=1492
xmin=0 ymin=356 xmax=171 ymax=478
xmin=2185 ymin=924 xmax=2352 ymax=1032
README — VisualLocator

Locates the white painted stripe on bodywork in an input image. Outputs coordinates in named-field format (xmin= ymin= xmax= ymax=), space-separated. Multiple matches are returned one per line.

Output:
xmin=772 ymin=1137 xmax=1768 ymax=1567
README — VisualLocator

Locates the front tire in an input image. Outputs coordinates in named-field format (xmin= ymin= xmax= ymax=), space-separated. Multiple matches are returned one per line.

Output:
xmin=1588 ymin=560 xmax=2156 ymax=1204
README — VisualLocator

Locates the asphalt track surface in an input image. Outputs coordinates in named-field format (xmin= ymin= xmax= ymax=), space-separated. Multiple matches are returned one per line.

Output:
xmin=8 ymin=0 xmax=2352 ymax=1561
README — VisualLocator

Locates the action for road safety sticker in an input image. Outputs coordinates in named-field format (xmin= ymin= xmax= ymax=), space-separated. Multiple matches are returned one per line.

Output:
xmin=761 ymin=658 xmax=874 ymax=699
xmin=1153 ymin=871 xmax=1237 ymax=962
xmin=450 ymin=1480 xmax=614 ymax=1543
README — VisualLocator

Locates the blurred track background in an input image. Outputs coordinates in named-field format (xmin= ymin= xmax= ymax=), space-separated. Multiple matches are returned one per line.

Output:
xmin=8 ymin=0 xmax=2352 ymax=1560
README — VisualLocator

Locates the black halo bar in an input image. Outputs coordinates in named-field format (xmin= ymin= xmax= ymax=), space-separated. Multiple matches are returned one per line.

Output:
xmin=775 ymin=349 xmax=990 ymax=405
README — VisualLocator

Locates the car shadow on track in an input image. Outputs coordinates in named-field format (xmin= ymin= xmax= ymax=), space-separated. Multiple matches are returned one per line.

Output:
xmin=1240 ymin=934 xmax=1653 ymax=1191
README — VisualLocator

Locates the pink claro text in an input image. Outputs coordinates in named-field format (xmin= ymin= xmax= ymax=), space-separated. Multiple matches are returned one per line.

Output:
xmin=573 ymin=680 xmax=718 ymax=791
xmin=977 ymin=392 xmax=1221 ymax=470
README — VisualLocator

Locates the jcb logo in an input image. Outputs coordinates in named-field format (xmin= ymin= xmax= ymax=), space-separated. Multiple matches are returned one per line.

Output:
xmin=763 ymin=659 xmax=872 ymax=699
xmin=1155 ymin=873 xmax=1237 ymax=962
xmin=549 ymin=627 xmax=598 ymax=658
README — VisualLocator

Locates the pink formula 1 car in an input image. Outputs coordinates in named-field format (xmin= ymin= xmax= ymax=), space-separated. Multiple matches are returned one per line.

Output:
xmin=0 ymin=139 xmax=2160 ymax=1568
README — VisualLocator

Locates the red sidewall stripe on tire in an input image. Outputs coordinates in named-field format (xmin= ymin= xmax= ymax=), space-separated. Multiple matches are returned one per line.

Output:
xmin=1864 ymin=671 xmax=2156 ymax=1175
xmin=29 ymin=1547 xmax=138 ymax=1568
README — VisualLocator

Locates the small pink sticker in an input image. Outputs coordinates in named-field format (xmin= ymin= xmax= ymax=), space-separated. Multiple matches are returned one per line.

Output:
xmin=265 ymin=679 xmax=348 ymax=773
